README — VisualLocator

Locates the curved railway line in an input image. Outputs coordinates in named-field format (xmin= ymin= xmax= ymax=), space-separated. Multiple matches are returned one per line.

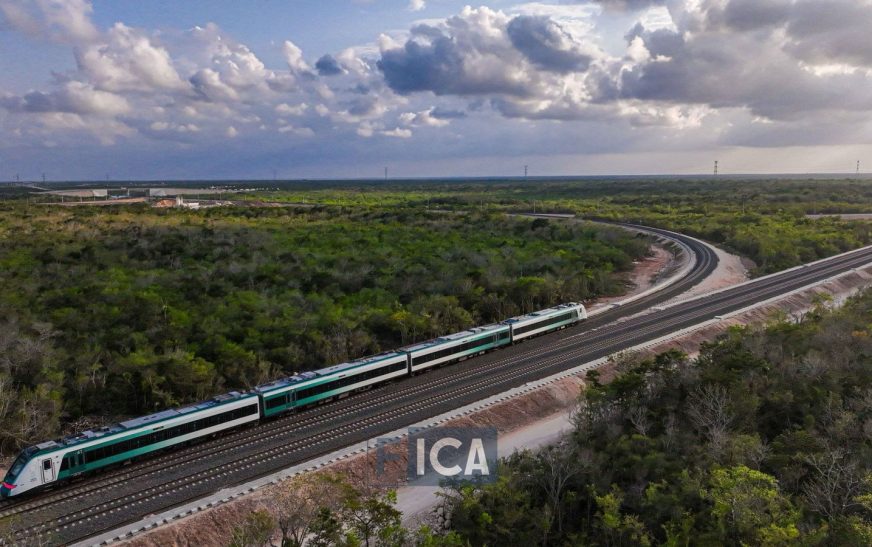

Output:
xmin=13 ymin=225 xmax=872 ymax=546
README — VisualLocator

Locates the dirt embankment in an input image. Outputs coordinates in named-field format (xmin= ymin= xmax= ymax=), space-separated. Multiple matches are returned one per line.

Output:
xmin=670 ymin=241 xmax=751 ymax=301
xmin=123 ymin=377 xmax=586 ymax=547
xmin=589 ymin=244 xmax=680 ymax=312
xmin=643 ymin=265 xmax=872 ymax=360
xmin=118 ymin=241 xmax=691 ymax=546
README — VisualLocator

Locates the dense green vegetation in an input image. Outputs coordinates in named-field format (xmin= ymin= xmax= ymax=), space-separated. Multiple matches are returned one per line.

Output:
xmin=6 ymin=178 xmax=872 ymax=542
xmin=223 ymin=290 xmax=872 ymax=546
xmin=437 ymin=290 xmax=872 ymax=545
xmin=247 ymin=177 xmax=872 ymax=274
xmin=4 ymin=175 xmax=872 ymax=459
xmin=0 ymin=202 xmax=647 ymax=453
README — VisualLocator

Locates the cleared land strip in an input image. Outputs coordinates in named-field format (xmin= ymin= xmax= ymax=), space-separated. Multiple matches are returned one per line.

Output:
xmin=78 ymin=236 xmax=872 ymax=547
xmin=8 ymin=226 xmax=716 ymax=545
xmin=30 ymin=232 xmax=872 ymax=547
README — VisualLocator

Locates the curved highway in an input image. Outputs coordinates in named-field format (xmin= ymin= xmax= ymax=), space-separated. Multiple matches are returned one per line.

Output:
xmin=11 ymin=226 xmax=872 ymax=546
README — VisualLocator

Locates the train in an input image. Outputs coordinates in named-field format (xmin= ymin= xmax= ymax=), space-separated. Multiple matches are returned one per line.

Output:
xmin=1 ymin=302 xmax=586 ymax=498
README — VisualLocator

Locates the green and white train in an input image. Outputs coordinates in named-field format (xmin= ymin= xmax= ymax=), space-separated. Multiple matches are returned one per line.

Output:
xmin=1 ymin=302 xmax=585 ymax=498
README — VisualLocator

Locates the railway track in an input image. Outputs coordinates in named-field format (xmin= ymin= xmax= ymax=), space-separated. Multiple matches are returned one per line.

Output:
xmin=15 ymin=226 xmax=869 ymax=546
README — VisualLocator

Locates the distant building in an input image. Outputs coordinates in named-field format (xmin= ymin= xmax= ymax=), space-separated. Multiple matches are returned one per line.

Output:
xmin=153 ymin=199 xmax=177 ymax=208
xmin=40 ymin=189 xmax=108 ymax=199
xmin=148 ymin=188 xmax=236 ymax=197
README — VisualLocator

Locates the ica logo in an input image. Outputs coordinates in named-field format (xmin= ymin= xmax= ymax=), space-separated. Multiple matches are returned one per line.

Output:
xmin=376 ymin=426 xmax=498 ymax=486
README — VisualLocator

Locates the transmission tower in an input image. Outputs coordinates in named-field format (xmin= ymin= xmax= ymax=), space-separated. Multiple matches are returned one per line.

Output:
xmin=713 ymin=160 xmax=718 ymax=176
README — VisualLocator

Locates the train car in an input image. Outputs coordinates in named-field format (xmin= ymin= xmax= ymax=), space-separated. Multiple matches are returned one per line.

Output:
xmin=257 ymin=351 xmax=408 ymax=418
xmin=504 ymin=302 xmax=587 ymax=342
xmin=2 ymin=301 xmax=590 ymax=499
xmin=0 ymin=391 xmax=259 ymax=498
xmin=403 ymin=323 xmax=511 ymax=372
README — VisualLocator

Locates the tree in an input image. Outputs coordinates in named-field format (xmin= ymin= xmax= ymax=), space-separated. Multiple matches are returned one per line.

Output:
xmin=412 ymin=526 xmax=468 ymax=547
xmin=801 ymin=449 xmax=864 ymax=521
xmin=537 ymin=440 xmax=584 ymax=538
xmin=266 ymin=475 xmax=344 ymax=547
xmin=686 ymin=384 xmax=733 ymax=459
xmin=844 ymin=473 xmax=872 ymax=544
xmin=703 ymin=466 xmax=800 ymax=546
xmin=339 ymin=485 xmax=405 ymax=547
xmin=228 ymin=509 xmax=276 ymax=547
xmin=307 ymin=507 xmax=348 ymax=547
xmin=594 ymin=486 xmax=652 ymax=547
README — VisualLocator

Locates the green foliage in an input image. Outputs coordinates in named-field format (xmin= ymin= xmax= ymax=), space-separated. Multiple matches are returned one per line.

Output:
xmin=703 ymin=466 xmax=800 ymax=546
xmin=227 ymin=475 xmax=450 ymax=547
xmin=0 ymin=203 xmax=646 ymax=449
xmin=441 ymin=287 xmax=872 ymax=545
xmin=271 ymin=177 xmax=872 ymax=276
xmin=337 ymin=484 xmax=404 ymax=546
xmin=228 ymin=509 xmax=276 ymax=547
xmin=595 ymin=486 xmax=652 ymax=546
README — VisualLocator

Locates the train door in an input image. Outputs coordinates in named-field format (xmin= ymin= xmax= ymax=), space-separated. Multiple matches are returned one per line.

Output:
xmin=41 ymin=458 xmax=55 ymax=483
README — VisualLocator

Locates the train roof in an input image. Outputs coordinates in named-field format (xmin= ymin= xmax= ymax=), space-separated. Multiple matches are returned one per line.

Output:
xmin=401 ymin=323 xmax=509 ymax=353
xmin=42 ymin=391 xmax=256 ymax=452
xmin=316 ymin=351 xmax=405 ymax=376
xmin=255 ymin=351 xmax=405 ymax=394
xmin=503 ymin=302 xmax=582 ymax=324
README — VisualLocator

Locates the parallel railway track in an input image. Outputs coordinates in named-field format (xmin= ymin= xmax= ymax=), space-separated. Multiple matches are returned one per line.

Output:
xmin=13 ymin=226 xmax=872 ymax=546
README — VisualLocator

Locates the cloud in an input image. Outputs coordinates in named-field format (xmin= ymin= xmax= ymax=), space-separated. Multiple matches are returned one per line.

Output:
xmin=190 ymin=68 xmax=239 ymax=102
xmin=506 ymin=15 xmax=591 ymax=73
xmin=378 ymin=6 xmax=595 ymax=100
xmin=1 ymin=82 xmax=129 ymax=116
xmin=150 ymin=121 xmax=200 ymax=133
xmin=0 ymin=0 xmax=98 ymax=43
xmin=377 ymin=6 xmax=612 ymax=120
xmin=717 ymin=0 xmax=791 ymax=31
xmin=408 ymin=0 xmax=426 ymax=12
xmin=6 ymin=0 xmax=872 ymax=177
xmin=282 ymin=40 xmax=311 ymax=73
xmin=617 ymin=2 xmax=872 ymax=121
xmin=315 ymin=54 xmax=344 ymax=76
xmin=275 ymin=102 xmax=309 ymax=116
xmin=591 ymin=0 xmax=665 ymax=11
xmin=399 ymin=108 xmax=450 ymax=127
xmin=377 ymin=28 xmax=468 ymax=95
xmin=430 ymin=107 xmax=466 ymax=120
xmin=75 ymin=23 xmax=187 ymax=93
xmin=382 ymin=127 xmax=413 ymax=138
xmin=784 ymin=0 xmax=872 ymax=67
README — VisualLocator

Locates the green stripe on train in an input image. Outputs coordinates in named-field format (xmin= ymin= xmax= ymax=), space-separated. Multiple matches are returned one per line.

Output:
xmin=57 ymin=434 xmax=193 ymax=479
xmin=261 ymin=337 xmax=510 ymax=417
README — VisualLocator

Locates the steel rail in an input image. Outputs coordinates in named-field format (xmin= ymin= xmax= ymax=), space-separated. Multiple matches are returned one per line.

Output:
xmin=23 ymin=226 xmax=870 ymax=547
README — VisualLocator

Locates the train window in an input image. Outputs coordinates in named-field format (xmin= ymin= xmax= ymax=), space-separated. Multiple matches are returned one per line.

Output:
xmin=513 ymin=312 xmax=574 ymax=336
xmin=43 ymin=460 xmax=52 ymax=470
xmin=8 ymin=455 xmax=27 ymax=477
xmin=413 ymin=334 xmax=505 ymax=366
xmin=297 ymin=361 xmax=405 ymax=400
xmin=76 ymin=402 xmax=259 ymax=466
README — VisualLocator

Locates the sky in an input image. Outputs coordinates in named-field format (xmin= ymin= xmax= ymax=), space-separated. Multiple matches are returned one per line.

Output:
xmin=1 ymin=0 xmax=872 ymax=180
